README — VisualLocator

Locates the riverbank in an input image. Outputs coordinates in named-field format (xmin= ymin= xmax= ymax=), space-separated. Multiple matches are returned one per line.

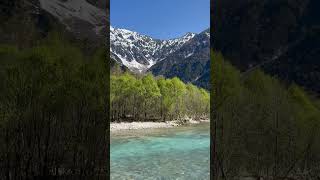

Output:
xmin=110 ymin=117 xmax=209 ymax=132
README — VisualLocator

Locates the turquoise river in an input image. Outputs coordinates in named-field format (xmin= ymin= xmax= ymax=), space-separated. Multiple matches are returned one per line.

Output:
xmin=110 ymin=123 xmax=210 ymax=179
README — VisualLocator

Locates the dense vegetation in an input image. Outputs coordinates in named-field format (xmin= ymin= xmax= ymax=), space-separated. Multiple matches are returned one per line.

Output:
xmin=110 ymin=69 xmax=210 ymax=122
xmin=0 ymin=33 xmax=109 ymax=179
xmin=212 ymin=0 xmax=320 ymax=94
xmin=211 ymin=51 xmax=320 ymax=179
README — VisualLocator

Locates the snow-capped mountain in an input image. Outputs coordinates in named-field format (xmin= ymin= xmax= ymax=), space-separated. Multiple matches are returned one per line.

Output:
xmin=111 ymin=26 xmax=210 ymax=88
xmin=39 ymin=0 xmax=107 ymax=41
xmin=150 ymin=29 xmax=210 ymax=89
xmin=110 ymin=26 xmax=196 ymax=72
xmin=1 ymin=0 xmax=107 ymax=49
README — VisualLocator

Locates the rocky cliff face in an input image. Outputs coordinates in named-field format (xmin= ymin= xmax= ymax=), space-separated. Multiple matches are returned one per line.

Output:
xmin=0 ymin=0 xmax=108 ymax=48
xmin=149 ymin=29 xmax=210 ymax=89
xmin=39 ymin=0 xmax=107 ymax=42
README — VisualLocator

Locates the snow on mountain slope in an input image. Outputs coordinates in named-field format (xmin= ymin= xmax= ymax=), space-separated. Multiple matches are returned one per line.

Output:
xmin=39 ymin=0 xmax=106 ymax=37
xmin=110 ymin=26 xmax=196 ymax=72
xmin=149 ymin=29 xmax=210 ymax=88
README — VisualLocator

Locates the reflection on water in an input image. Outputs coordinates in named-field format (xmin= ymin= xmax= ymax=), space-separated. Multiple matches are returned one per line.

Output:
xmin=111 ymin=123 xmax=210 ymax=180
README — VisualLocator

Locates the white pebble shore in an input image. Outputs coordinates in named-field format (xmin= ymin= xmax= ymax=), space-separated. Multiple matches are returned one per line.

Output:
xmin=110 ymin=118 xmax=209 ymax=132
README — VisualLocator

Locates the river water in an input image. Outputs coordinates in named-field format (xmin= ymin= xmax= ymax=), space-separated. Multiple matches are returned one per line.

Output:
xmin=110 ymin=123 xmax=210 ymax=179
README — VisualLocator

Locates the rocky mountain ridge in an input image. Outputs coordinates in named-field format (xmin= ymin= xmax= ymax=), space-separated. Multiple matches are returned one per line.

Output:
xmin=110 ymin=26 xmax=210 ymax=88
xmin=110 ymin=26 xmax=197 ymax=72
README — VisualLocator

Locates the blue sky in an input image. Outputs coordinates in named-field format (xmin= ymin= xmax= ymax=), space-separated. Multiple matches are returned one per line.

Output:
xmin=110 ymin=0 xmax=210 ymax=40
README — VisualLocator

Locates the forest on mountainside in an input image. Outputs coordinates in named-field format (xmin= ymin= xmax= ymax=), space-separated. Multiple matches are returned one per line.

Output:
xmin=212 ymin=0 xmax=320 ymax=95
xmin=110 ymin=66 xmax=210 ymax=122
xmin=211 ymin=50 xmax=320 ymax=179
xmin=0 ymin=32 xmax=109 ymax=178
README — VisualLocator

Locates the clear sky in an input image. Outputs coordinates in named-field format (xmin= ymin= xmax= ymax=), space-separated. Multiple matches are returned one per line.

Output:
xmin=110 ymin=0 xmax=210 ymax=40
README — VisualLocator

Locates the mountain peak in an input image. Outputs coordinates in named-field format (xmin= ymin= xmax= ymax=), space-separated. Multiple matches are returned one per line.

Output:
xmin=185 ymin=32 xmax=197 ymax=37
xmin=110 ymin=26 xmax=203 ymax=73
xmin=110 ymin=25 xmax=210 ymax=88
